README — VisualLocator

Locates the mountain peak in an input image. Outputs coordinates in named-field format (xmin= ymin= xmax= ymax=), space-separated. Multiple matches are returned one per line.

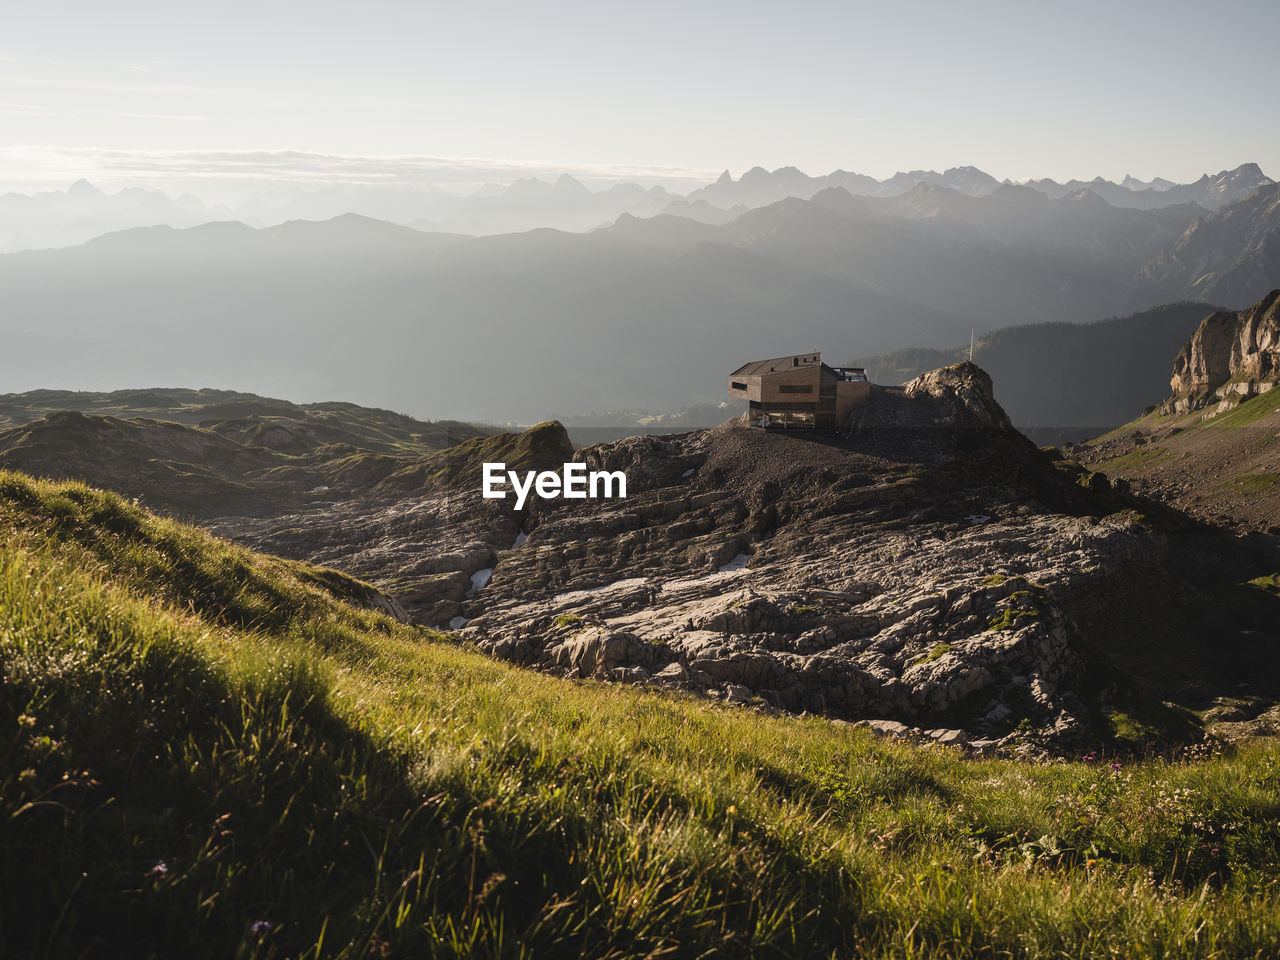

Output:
xmin=1224 ymin=162 xmax=1269 ymax=182
xmin=553 ymin=174 xmax=591 ymax=196
xmin=67 ymin=178 xmax=103 ymax=198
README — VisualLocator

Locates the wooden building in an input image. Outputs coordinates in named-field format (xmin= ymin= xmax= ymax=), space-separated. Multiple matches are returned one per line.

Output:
xmin=728 ymin=352 xmax=870 ymax=429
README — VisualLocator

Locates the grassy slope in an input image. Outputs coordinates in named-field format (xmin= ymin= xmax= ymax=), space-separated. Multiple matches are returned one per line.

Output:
xmin=3 ymin=471 xmax=1280 ymax=959
xmin=1083 ymin=387 xmax=1280 ymax=530
xmin=1092 ymin=386 xmax=1280 ymax=447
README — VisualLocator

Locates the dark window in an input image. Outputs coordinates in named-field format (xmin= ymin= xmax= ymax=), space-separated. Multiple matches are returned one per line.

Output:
xmin=731 ymin=381 xmax=748 ymax=391
xmin=778 ymin=384 xmax=813 ymax=394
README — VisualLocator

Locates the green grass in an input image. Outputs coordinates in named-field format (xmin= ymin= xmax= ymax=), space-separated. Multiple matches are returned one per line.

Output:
xmin=1222 ymin=473 xmax=1280 ymax=495
xmin=1092 ymin=446 xmax=1170 ymax=473
xmin=911 ymin=643 xmax=954 ymax=666
xmin=987 ymin=586 xmax=1046 ymax=632
xmin=4 ymin=471 xmax=1280 ymax=957
xmin=1085 ymin=406 xmax=1179 ymax=446
xmin=1245 ymin=573 xmax=1280 ymax=598
xmin=1190 ymin=386 xmax=1280 ymax=431
xmin=1085 ymin=385 xmax=1280 ymax=451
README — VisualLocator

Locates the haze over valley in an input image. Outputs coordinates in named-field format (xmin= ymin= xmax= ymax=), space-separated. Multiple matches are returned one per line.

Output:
xmin=2 ymin=161 xmax=1278 ymax=427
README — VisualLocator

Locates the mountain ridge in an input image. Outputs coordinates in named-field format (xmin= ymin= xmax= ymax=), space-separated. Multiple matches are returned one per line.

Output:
xmin=2 ymin=162 xmax=1270 ymax=254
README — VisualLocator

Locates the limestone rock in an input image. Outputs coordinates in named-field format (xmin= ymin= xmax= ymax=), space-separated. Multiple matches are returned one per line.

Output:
xmin=1165 ymin=289 xmax=1280 ymax=411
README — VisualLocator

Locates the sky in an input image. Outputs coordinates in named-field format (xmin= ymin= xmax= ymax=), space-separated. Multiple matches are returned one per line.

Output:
xmin=2 ymin=0 xmax=1279 ymax=196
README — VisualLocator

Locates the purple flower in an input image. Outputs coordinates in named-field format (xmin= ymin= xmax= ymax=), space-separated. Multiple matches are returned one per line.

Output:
xmin=150 ymin=860 xmax=168 ymax=876
xmin=1212 ymin=848 xmax=1220 ymax=856
xmin=251 ymin=921 xmax=273 ymax=934
xmin=1109 ymin=762 xmax=1122 ymax=773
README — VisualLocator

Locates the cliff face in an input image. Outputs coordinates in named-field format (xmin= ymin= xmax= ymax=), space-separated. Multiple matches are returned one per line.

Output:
xmin=1165 ymin=289 xmax=1280 ymax=413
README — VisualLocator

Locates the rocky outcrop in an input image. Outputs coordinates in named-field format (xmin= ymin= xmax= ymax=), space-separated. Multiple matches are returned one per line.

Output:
xmin=432 ymin=371 xmax=1271 ymax=750
xmin=21 ymin=368 xmax=1271 ymax=753
xmin=899 ymin=362 xmax=1015 ymax=431
xmin=189 ymin=363 xmax=1279 ymax=751
xmin=1081 ymin=290 xmax=1280 ymax=533
xmin=1163 ymin=289 xmax=1280 ymax=414
xmin=205 ymin=422 xmax=575 ymax=623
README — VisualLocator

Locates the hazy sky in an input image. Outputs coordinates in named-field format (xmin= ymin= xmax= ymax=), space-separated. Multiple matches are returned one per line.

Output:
xmin=3 ymin=0 xmax=1278 ymax=194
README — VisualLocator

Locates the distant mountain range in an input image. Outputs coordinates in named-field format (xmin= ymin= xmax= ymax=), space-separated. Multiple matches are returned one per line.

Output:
xmin=0 ymin=163 xmax=1271 ymax=254
xmin=2 ymin=168 xmax=1277 ymax=423
xmin=686 ymin=163 xmax=1273 ymax=212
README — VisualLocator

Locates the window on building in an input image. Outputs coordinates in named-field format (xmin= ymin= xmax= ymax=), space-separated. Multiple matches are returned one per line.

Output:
xmin=731 ymin=381 xmax=748 ymax=390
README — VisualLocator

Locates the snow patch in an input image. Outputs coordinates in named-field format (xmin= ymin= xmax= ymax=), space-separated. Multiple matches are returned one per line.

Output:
xmin=513 ymin=531 xmax=528 ymax=549
xmin=718 ymin=552 xmax=750 ymax=572
xmin=448 ymin=616 xmax=469 ymax=630
xmin=465 ymin=567 xmax=493 ymax=597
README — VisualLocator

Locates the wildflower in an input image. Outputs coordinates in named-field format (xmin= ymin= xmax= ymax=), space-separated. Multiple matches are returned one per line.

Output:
xmin=1212 ymin=848 xmax=1220 ymax=856
xmin=1108 ymin=762 xmax=1122 ymax=773
xmin=251 ymin=921 xmax=273 ymax=934
xmin=726 ymin=805 xmax=738 ymax=817
xmin=150 ymin=860 xmax=168 ymax=876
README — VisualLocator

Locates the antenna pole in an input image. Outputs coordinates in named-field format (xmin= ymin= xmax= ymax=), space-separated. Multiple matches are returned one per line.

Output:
xmin=969 ymin=328 xmax=975 ymax=363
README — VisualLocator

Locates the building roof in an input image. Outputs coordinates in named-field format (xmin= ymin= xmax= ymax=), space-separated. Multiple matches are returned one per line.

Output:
xmin=730 ymin=353 xmax=824 ymax=377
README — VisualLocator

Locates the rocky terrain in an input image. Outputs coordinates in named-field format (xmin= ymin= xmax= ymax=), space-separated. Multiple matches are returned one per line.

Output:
xmin=5 ymin=372 xmax=1275 ymax=754
xmin=198 ymin=364 xmax=1277 ymax=753
xmin=441 ymin=368 xmax=1274 ymax=752
xmin=1082 ymin=290 xmax=1280 ymax=532
xmin=203 ymin=422 xmax=575 ymax=624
